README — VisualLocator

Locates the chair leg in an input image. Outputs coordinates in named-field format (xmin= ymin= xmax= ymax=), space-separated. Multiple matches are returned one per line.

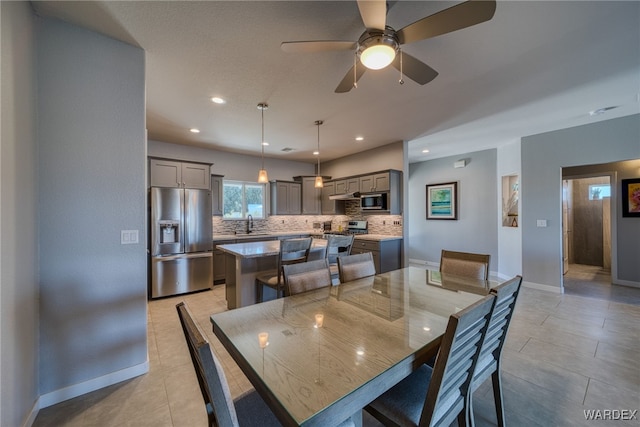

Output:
xmin=491 ymin=370 xmax=506 ymax=427
xmin=256 ymin=280 xmax=263 ymax=304
xmin=467 ymin=388 xmax=476 ymax=427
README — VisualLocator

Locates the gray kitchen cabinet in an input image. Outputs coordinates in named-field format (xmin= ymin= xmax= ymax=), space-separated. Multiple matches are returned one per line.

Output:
xmin=270 ymin=181 xmax=301 ymax=215
xmin=359 ymin=172 xmax=390 ymax=193
xmin=295 ymin=176 xmax=322 ymax=215
xmin=321 ymin=181 xmax=345 ymax=215
xmin=351 ymin=238 xmax=402 ymax=274
xmin=211 ymin=175 xmax=224 ymax=216
xmin=149 ymin=158 xmax=211 ymax=189
xmin=334 ymin=177 xmax=360 ymax=195
xmin=213 ymin=239 xmax=235 ymax=284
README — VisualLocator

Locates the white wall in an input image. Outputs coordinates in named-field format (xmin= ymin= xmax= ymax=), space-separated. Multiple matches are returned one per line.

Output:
xmin=497 ymin=142 xmax=522 ymax=278
xmin=148 ymin=139 xmax=315 ymax=181
xmin=37 ymin=17 xmax=148 ymax=404
xmin=407 ymin=149 xmax=498 ymax=271
xmin=1 ymin=2 xmax=39 ymax=426
xmin=521 ymin=114 xmax=640 ymax=290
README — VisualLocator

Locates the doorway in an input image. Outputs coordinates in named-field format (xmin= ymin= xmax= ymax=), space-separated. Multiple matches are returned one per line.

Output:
xmin=562 ymin=175 xmax=613 ymax=298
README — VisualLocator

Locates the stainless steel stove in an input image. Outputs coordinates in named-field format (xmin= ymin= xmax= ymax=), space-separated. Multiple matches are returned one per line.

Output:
xmin=324 ymin=220 xmax=368 ymax=235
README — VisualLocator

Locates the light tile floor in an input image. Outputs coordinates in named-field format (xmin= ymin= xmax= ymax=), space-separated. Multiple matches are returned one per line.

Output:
xmin=34 ymin=271 xmax=640 ymax=427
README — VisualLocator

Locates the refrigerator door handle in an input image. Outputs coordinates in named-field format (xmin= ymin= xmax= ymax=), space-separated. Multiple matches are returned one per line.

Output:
xmin=153 ymin=252 xmax=212 ymax=262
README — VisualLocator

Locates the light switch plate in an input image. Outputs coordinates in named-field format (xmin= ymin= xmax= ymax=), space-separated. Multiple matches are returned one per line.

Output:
xmin=121 ymin=230 xmax=139 ymax=244
xmin=536 ymin=220 xmax=547 ymax=227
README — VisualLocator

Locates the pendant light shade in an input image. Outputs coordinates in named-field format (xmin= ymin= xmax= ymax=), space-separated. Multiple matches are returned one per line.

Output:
xmin=314 ymin=120 xmax=324 ymax=188
xmin=257 ymin=103 xmax=269 ymax=183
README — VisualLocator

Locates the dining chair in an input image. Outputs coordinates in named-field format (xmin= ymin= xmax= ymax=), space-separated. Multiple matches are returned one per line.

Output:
xmin=365 ymin=293 xmax=496 ymax=427
xmin=468 ymin=275 xmax=523 ymax=427
xmin=337 ymin=252 xmax=376 ymax=283
xmin=256 ymin=237 xmax=312 ymax=303
xmin=440 ymin=250 xmax=491 ymax=280
xmin=282 ymin=258 xmax=332 ymax=296
xmin=175 ymin=302 xmax=282 ymax=427
xmin=325 ymin=234 xmax=355 ymax=283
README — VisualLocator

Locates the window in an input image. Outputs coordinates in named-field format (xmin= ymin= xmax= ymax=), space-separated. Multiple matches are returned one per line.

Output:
xmin=223 ymin=181 xmax=266 ymax=219
xmin=589 ymin=184 xmax=611 ymax=200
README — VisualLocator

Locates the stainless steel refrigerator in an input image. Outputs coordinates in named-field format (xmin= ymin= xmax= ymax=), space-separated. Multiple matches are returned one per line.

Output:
xmin=150 ymin=187 xmax=212 ymax=298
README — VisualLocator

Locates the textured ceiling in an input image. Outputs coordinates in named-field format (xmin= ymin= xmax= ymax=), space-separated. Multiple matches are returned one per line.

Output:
xmin=32 ymin=1 xmax=640 ymax=164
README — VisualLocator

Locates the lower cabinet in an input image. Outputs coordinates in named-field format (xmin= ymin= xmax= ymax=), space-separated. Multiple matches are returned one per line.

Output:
xmin=213 ymin=240 xmax=235 ymax=284
xmin=351 ymin=238 xmax=402 ymax=274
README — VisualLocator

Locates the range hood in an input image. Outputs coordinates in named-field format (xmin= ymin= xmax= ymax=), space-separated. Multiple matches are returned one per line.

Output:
xmin=329 ymin=191 xmax=361 ymax=200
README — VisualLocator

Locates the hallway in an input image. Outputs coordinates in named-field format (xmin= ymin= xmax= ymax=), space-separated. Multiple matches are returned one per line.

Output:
xmin=564 ymin=263 xmax=640 ymax=306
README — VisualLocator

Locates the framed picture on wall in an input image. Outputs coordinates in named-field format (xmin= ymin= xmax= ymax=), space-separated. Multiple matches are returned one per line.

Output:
xmin=426 ymin=181 xmax=458 ymax=220
xmin=621 ymin=178 xmax=640 ymax=217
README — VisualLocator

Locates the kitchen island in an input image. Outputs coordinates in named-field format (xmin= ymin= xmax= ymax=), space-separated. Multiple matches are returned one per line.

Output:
xmin=218 ymin=238 xmax=327 ymax=309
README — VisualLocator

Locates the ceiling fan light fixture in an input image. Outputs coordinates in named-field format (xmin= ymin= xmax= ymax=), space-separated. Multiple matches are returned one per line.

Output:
xmin=360 ymin=44 xmax=396 ymax=70
xmin=358 ymin=29 xmax=399 ymax=70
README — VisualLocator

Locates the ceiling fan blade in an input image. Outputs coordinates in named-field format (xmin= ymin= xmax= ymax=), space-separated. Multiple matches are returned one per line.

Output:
xmin=281 ymin=41 xmax=356 ymax=54
xmin=391 ymin=52 xmax=438 ymax=85
xmin=335 ymin=64 xmax=367 ymax=93
xmin=357 ymin=0 xmax=387 ymax=31
xmin=396 ymin=0 xmax=496 ymax=45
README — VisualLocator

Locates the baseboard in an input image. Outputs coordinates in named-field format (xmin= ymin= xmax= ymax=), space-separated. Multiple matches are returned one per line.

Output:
xmin=612 ymin=278 xmax=640 ymax=289
xmin=34 ymin=361 xmax=149 ymax=414
xmin=522 ymin=280 xmax=563 ymax=294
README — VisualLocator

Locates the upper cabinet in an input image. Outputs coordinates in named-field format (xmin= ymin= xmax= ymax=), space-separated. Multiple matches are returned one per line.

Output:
xmin=321 ymin=181 xmax=345 ymax=215
xmin=334 ymin=177 xmax=360 ymax=195
xmin=298 ymin=176 xmax=321 ymax=215
xmin=211 ymin=175 xmax=224 ymax=216
xmin=270 ymin=181 xmax=302 ymax=215
xmin=359 ymin=172 xmax=390 ymax=193
xmin=149 ymin=158 xmax=211 ymax=189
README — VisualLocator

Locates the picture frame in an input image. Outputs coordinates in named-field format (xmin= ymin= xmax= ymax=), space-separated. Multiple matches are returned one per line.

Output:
xmin=426 ymin=181 xmax=458 ymax=220
xmin=621 ymin=178 xmax=640 ymax=217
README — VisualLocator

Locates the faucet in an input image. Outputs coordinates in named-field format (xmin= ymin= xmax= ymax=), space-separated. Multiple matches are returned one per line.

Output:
xmin=246 ymin=214 xmax=253 ymax=234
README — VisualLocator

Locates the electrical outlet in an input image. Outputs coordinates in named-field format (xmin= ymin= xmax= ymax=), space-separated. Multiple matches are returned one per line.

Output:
xmin=383 ymin=220 xmax=386 ymax=225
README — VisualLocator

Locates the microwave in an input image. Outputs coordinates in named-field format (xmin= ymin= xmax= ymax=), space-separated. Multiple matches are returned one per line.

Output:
xmin=360 ymin=193 xmax=388 ymax=210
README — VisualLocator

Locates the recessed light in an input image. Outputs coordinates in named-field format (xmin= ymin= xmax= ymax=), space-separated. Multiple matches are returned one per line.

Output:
xmin=211 ymin=97 xmax=225 ymax=104
xmin=422 ymin=149 xmax=430 ymax=153
xmin=262 ymin=142 xmax=269 ymax=146
xmin=189 ymin=128 xmax=200 ymax=133
xmin=313 ymin=151 xmax=319 ymax=155
xmin=355 ymin=136 xmax=364 ymax=141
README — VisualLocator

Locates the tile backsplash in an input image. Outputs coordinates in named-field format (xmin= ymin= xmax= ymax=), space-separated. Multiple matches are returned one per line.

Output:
xmin=213 ymin=201 xmax=402 ymax=236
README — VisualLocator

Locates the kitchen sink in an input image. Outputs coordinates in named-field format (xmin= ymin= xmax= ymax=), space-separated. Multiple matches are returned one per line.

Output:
xmin=234 ymin=232 xmax=271 ymax=236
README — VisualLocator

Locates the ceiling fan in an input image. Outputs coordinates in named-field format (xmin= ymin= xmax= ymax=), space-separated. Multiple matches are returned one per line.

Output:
xmin=281 ymin=0 xmax=496 ymax=93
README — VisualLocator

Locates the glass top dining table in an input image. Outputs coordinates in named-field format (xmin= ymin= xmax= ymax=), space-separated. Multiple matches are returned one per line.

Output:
xmin=210 ymin=266 xmax=496 ymax=427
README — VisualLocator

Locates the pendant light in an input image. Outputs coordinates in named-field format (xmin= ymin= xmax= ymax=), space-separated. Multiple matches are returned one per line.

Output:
xmin=314 ymin=120 xmax=324 ymax=188
xmin=257 ymin=103 xmax=269 ymax=183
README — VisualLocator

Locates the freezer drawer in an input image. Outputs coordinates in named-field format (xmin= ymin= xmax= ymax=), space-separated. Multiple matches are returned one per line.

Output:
xmin=151 ymin=252 xmax=213 ymax=298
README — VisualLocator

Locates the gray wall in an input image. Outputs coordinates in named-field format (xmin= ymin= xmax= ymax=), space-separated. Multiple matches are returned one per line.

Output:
xmin=1 ymin=2 xmax=39 ymax=426
xmin=321 ymin=141 xmax=404 ymax=179
xmin=148 ymin=139 xmax=315 ymax=182
xmin=408 ymin=149 xmax=498 ymax=271
xmin=522 ymin=114 xmax=640 ymax=288
xmin=37 ymin=16 xmax=148 ymax=398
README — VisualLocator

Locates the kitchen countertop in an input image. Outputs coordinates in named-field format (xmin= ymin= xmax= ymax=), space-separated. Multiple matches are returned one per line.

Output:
xmin=217 ymin=239 xmax=327 ymax=259
xmin=213 ymin=231 xmax=402 ymax=243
